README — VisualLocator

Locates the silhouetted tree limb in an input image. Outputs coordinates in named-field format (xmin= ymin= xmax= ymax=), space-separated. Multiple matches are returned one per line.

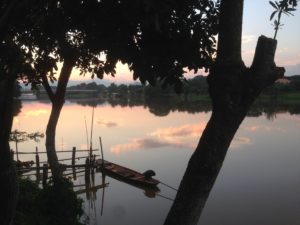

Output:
xmin=164 ymin=0 xmax=290 ymax=224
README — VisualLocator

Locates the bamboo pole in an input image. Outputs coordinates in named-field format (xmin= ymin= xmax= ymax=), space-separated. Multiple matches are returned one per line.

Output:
xmin=72 ymin=147 xmax=77 ymax=180
xmin=72 ymin=166 xmax=77 ymax=180
xmin=72 ymin=147 xmax=76 ymax=166
xmin=89 ymin=107 xmax=95 ymax=160
xmin=16 ymin=140 xmax=19 ymax=161
xmin=85 ymin=157 xmax=90 ymax=182
xmin=99 ymin=137 xmax=104 ymax=168
xmin=35 ymin=147 xmax=40 ymax=181
xmin=42 ymin=164 xmax=48 ymax=187
xmin=10 ymin=149 xmax=14 ymax=161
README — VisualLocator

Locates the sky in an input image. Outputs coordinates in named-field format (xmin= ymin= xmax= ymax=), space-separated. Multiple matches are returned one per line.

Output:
xmin=242 ymin=0 xmax=300 ymax=74
xmin=70 ymin=0 xmax=300 ymax=85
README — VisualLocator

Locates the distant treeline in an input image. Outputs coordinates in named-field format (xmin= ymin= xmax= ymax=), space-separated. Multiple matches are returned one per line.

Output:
xmin=264 ymin=75 xmax=300 ymax=93
xmin=16 ymin=75 xmax=300 ymax=118
xmin=66 ymin=74 xmax=300 ymax=99
xmin=67 ymin=91 xmax=300 ymax=119
xmin=64 ymin=75 xmax=300 ymax=119
xmin=66 ymin=75 xmax=209 ymax=99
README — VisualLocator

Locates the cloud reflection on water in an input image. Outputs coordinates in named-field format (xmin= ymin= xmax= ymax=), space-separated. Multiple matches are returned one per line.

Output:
xmin=230 ymin=136 xmax=252 ymax=149
xmin=23 ymin=109 xmax=48 ymax=118
xmin=111 ymin=123 xmax=205 ymax=154
xmin=243 ymin=125 xmax=286 ymax=133
xmin=150 ymin=123 xmax=206 ymax=139
xmin=111 ymin=122 xmax=255 ymax=154
xmin=97 ymin=119 xmax=119 ymax=127
xmin=110 ymin=137 xmax=194 ymax=154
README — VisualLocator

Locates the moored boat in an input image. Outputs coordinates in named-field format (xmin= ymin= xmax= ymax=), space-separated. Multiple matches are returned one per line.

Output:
xmin=95 ymin=159 xmax=160 ymax=189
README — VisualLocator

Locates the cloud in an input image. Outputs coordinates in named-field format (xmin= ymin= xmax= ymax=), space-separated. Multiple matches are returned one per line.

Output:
xmin=281 ymin=115 xmax=300 ymax=128
xmin=110 ymin=123 xmax=207 ymax=154
xmin=80 ymin=143 xmax=89 ymax=150
xmin=111 ymin=138 xmax=167 ymax=154
xmin=150 ymin=123 xmax=206 ymax=139
xmin=110 ymin=137 xmax=194 ymax=155
xmin=243 ymin=125 xmax=286 ymax=133
xmin=285 ymin=63 xmax=300 ymax=76
xmin=97 ymin=119 xmax=118 ymax=127
xmin=23 ymin=109 xmax=48 ymax=118
xmin=230 ymin=136 xmax=252 ymax=149
xmin=244 ymin=125 xmax=271 ymax=132
xmin=242 ymin=34 xmax=256 ymax=44
xmin=110 ymin=122 xmax=260 ymax=154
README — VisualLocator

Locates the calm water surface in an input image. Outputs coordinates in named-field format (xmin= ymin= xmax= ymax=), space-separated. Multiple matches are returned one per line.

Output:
xmin=12 ymin=100 xmax=300 ymax=225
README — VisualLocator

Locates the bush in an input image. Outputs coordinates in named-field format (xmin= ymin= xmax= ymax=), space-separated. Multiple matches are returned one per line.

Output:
xmin=15 ymin=178 xmax=85 ymax=225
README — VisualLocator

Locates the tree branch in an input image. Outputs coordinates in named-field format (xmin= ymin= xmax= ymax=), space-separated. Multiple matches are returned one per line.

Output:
xmin=250 ymin=35 xmax=285 ymax=88
xmin=41 ymin=74 xmax=55 ymax=103
xmin=0 ymin=0 xmax=19 ymax=30
xmin=217 ymin=0 xmax=244 ymax=65
xmin=54 ymin=57 xmax=76 ymax=105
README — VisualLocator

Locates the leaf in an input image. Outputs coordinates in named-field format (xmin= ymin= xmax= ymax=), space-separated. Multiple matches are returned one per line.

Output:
xmin=270 ymin=11 xmax=278 ymax=20
xmin=269 ymin=1 xmax=278 ymax=9
xmin=283 ymin=11 xmax=294 ymax=16
xmin=286 ymin=7 xmax=297 ymax=11
xmin=96 ymin=68 xmax=104 ymax=79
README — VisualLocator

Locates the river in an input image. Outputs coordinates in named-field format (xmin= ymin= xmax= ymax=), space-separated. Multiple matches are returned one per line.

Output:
xmin=12 ymin=99 xmax=300 ymax=225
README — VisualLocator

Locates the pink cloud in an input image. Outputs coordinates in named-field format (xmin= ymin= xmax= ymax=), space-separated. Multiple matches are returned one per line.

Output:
xmin=230 ymin=136 xmax=252 ymax=149
xmin=97 ymin=119 xmax=118 ymax=127
xmin=244 ymin=125 xmax=271 ymax=132
xmin=243 ymin=125 xmax=286 ymax=133
xmin=111 ymin=123 xmax=209 ymax=154
xmin=23 ymin=109 xmax=48 ymax=117
xmin=150 ymin=123 xmax=206 ymax=139
xmin=111 ymin=138 xmax=166 ymax=154
xmin=110 ymin=138 xmax=195 ymax=155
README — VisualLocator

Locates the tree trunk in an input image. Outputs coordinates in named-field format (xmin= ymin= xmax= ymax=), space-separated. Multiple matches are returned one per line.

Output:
xmin=45 ymin=102 xmax=64 ymax=180
xmin=164 ymin=111 xmax=244 ymax=225
xmin=164 ymin=36 xmax=284 ymax=225
xmin=164 ymin=0 xmax=285 ymax=224
xmin=45 ymin=58 xmax=75 ymax=181
xmin=0 ymin=76 xmax=18 ymax=225
xmin=217 ymin=0 xmax=244 ymax=65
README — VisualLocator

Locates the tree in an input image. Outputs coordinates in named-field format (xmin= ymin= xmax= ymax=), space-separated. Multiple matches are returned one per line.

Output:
xmin=15 ymin=0 xmax=121 ymax=179
xmin=164 ymin=1 xmax=298 ymax=225
xmin=269 ymin=0 xmax=297 ymax=39
xmin=13 ymin=0 xmax=219 ymax=181
xmin=0 ymin=1 xmax=40 ymax=223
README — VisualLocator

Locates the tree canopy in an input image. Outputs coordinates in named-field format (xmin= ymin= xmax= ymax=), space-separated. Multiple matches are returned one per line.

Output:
xmin=10 ymin=0 xmax=219 ymax=91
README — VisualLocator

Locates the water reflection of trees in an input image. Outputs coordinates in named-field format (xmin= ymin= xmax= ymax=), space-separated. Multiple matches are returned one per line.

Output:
xmin=74 ymin=96 xmax=300 ymax=118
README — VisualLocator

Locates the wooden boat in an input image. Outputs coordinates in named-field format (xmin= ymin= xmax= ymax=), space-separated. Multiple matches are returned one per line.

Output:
xmin=95 ymin=159 xmax=160 ymax=189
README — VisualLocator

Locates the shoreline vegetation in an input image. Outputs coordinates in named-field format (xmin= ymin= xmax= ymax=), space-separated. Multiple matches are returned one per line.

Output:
xmin=20 ymin=75 xmax=300 ymax=101
xmin=20 ymin=75 xmax=300 ymax=104
xmin=18 ymin=75 xmax=300 ymax=115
